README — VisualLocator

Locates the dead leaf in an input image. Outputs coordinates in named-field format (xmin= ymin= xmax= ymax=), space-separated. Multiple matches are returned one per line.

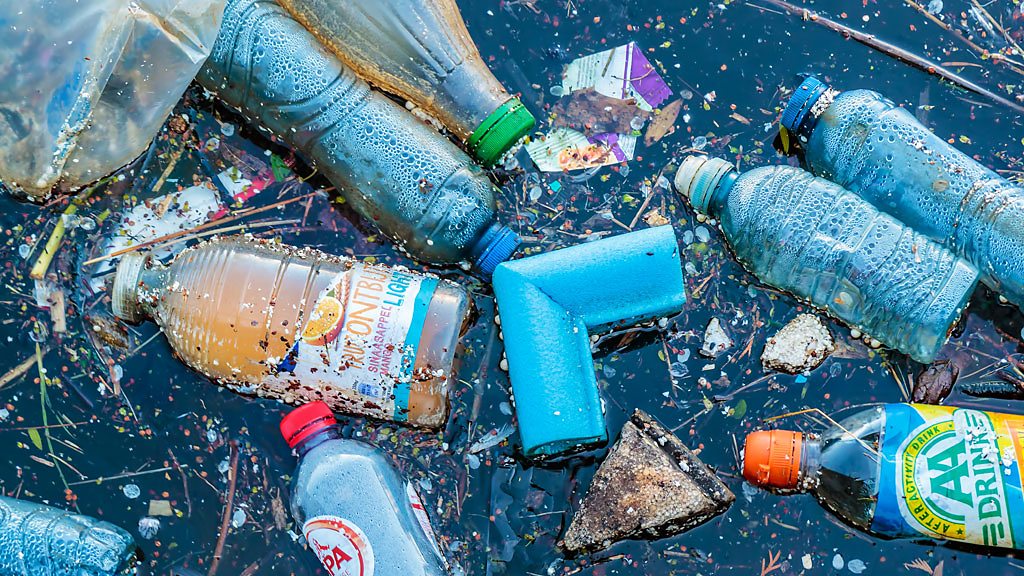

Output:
xmin=644 ymin=99 xmax=683 ymax=146
xmin=729 ymin=112 xmax=751 ymax=125
xmin=551 ymin=88 xmax=650 ymax=134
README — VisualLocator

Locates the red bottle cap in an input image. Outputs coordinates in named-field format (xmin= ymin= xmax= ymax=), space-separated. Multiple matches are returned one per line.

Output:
xmin=742 ymin=429 xmax=804 ymax=490
xmin=280 ymin=402 xmax=337 ymax=448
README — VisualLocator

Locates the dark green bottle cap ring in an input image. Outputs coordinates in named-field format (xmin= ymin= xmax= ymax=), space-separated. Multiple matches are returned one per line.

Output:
xmin=467 ymin=97 xmax=535 ymax=167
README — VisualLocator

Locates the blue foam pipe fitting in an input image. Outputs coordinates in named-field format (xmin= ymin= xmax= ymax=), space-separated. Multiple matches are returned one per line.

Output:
xmin=492 ymin=225 xmax=686 ymax=458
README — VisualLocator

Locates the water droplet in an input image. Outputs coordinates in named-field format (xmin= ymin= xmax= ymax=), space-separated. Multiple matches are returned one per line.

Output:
xmin=692 ymin=136 xmax=708 ymax=150
xmin=549 ymin=85 xmax=565 ymax=97
xmin=630 ymin=116 xmax=645 ymax=130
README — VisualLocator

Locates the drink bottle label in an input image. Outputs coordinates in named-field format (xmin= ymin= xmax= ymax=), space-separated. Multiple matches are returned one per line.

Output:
xmin=304 ymin=516 xmax=375 ymax=576
xmin=406 ymin=481 xmax=449 ymax=568
xmin=873 ymin=403 xmax=1024 ymax=549
xmin=269 ymin=263 xmax=439 ymax=422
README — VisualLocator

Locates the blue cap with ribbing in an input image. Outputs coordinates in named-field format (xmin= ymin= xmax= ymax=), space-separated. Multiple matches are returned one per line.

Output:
xmin=472 ymin=222 xmax=521 ymax=275
xmin=781 ymin=76 xmax=828 ymax=132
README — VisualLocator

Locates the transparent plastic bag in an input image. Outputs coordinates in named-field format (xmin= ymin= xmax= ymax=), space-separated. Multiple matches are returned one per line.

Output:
xmin=0 ymin=0 xmax=225 ymax=199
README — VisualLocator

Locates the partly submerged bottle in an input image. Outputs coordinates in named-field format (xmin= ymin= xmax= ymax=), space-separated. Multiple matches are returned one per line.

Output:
xmin=781 ymin=77 xmax=1024 ymax=308
xmin=744 ymin=403 xmax=1024 ymax=550
xmin=276 ymin=0 xmax=535 ymax=167
xmin=0 ymin=496 xmax=143 ymax=575
xmin=111 ymin=236 xmax=470 ymax=428
xmin=281 ymin=402 xmax=449 ymax=576
xmin=197 ymin=0 xmax=520 ymax=273
xmin=674 ymin=155 xmax=978 ymax=363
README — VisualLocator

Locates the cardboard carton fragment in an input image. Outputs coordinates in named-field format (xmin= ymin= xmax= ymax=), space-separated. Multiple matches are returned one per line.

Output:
xmin=563 ymin=410 xmax=734 ymax=552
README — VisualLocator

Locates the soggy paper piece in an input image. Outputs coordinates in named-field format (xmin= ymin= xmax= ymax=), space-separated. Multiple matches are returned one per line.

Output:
xmin=526 ymin=128 xmax=637 ymax=172
xmin=561 ymin=42 xmax=672 ymax=111
xmin=90 ymin=183 xmax=225 ymax=290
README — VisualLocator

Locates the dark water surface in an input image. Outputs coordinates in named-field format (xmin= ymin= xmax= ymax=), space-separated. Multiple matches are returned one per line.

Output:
xmin=2 ymin=0 xmax=1024 ymax=574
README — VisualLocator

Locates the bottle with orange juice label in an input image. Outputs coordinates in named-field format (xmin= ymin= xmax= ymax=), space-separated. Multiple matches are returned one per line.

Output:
xmin=744 ymin=403 xmax=1024 ymax=550
xmin=111 ymin=235 xmax=470 ymax=427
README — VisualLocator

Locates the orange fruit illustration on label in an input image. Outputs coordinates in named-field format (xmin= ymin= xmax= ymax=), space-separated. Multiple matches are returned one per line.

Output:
xmin=303 ymin=296 xmax=344 ymax=346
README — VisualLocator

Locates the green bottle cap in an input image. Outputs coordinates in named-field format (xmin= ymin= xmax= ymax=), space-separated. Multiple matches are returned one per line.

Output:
xmin=467 ymin=97 xmax=535 ymax=167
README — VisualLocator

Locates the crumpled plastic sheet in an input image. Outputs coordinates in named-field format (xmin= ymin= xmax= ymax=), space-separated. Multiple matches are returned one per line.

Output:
xmin=0 ymin=0 xmax=225 ymax=198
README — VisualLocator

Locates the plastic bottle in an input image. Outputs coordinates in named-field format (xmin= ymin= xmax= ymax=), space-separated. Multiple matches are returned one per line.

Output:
xmin=0 ymin=496 xmax=143 ymax=575
xmin=744 ymin=403 xmax=1024 ymax=550
xmin=781 ymin=76 xmax=1024 ymax=308
xmin=197 ymin=0 xmax=520 ymax=273
xmin=275 ymin=0 xmax=535 ymax=167
xmin=674 ymin=155 xmax=978 ymax=363
xmin=281 ymin=402 xmax=448 ymax=576
xmin=111 ymin=236 xmax=470 ymax=428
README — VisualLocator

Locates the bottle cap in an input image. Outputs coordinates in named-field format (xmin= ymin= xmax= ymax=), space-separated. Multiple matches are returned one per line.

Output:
xmin=111 ymin=251 xmax=149 ymax=324
xmin=280 ymin=402 xmax=337 ymax=448
xmin=673 ymin=155 xmax=735 ymax=215
xmin=742 ymin=430 xmax=804 ymax=490
xmin=467 ymin=97 xmax=536 ymax=167
xmin=472 ymin=223 xmax=521 ymax=275
xmin=781 ymin=76 xmax=828 ymax=133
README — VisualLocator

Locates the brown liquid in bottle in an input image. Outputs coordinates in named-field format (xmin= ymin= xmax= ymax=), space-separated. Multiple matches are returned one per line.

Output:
xmin=112 ymin=236 xmax=469 ymax=427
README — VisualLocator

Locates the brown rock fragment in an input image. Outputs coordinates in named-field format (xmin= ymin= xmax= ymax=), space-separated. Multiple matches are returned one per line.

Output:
xmin=562 ymin=410 xmax=734 ymax=552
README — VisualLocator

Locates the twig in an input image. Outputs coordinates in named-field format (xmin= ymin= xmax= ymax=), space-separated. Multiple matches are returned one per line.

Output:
xmin=82 ymin=192 xmax=317 ymax=266
xmin=0 ymin=349 xmax=47 ymax=390
xmin=208 ymin=440 xmax=240 ymax=576
xmin=970 ymin=0 xmax=1024 ymax=67
xmin=750 ymin=0 xmax=1024 ymax=114
xmin=68 ymin=465 xmax=189 ymax=486
xmin=904 ymin=0 xmax=1024 ymax=74
xmin=30 ymin=205 xmax=77 ymax=280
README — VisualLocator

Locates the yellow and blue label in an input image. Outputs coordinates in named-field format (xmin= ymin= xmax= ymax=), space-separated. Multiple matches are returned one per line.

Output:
xmin=873 ymin=404 xmax=1024 ymax=549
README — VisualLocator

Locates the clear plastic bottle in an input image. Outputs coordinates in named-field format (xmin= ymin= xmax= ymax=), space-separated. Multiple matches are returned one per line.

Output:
xmin=0 ymin=496 xmax=144 ymax=575
xmin=674 ymin=156 xmax=978 ymax=363
xmin=111 ymin=236 xmax=470 ymax=428
xmin=744 ymin=403 xmax=1024 ymax=550
xmin=781 ymin=77 xmax=1024 ymax=308
xmin=281 ymin=402 xmax=448 ymax=576
xmin=276 ymin=0 xmax=535 ymax=167
xmin=197 ymin=0 xmax=520 ymax=273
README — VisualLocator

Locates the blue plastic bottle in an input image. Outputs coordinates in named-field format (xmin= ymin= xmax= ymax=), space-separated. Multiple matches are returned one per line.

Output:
xmin=674 ymin=156 xmax=978 ymax=363
xmin=197 ymin=0 xmax=519 ymax=273
xmin=0 ymin=496 xmax=143 ymax=575
xmin=781 ymin=77 xmax=1024 ymax=307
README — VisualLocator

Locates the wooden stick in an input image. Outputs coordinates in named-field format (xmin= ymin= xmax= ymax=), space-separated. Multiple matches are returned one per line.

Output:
xmin=749 ymin=0 xmax=1024 ymax=114
xmin=208 ymin=441 xmax=240 ymax=576
xmin=82 ymin=192 xmax=316 ymax=266
xmin=904 ymin=0 xmax=1024 ymax=74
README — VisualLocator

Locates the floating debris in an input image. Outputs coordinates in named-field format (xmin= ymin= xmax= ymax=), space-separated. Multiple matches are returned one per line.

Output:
xmin=761 ymin=314 xmax=835 ymax=374
xmin=562 ymin=410 xmax=734 ymax=552
xmin=700 ymin=318 xmax=733 ymax=358
xmin=912 ymin=360 xmax=959 ymax=404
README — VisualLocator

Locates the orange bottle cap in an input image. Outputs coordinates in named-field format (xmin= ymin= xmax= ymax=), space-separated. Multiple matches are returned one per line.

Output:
xmin=742 ymin=429 xmax=804 ymax=490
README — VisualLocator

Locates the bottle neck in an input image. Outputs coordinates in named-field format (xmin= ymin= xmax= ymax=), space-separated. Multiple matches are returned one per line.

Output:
xmin=705 ymin=171 xmax=738 ymax=217
xmin=797 ymin=436 xmax=823 ymax=491
xmin=134 ymin=264 xmax=169 ymax=320
xmin=293 ymin=426 xmax=343 ymax=458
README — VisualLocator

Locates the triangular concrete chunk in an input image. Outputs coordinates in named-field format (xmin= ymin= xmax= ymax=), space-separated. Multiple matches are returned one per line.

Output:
xmin=563 ymin=410 xmax=734 ymax=553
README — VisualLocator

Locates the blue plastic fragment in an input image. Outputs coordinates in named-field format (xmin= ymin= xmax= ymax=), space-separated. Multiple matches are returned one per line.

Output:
xmin=492 ymin=225 xmax=686 ymax=458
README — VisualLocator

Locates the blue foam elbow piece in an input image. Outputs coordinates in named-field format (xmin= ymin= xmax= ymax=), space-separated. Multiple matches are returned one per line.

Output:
xmin=492 ymin=225 xmax=685 ymax=458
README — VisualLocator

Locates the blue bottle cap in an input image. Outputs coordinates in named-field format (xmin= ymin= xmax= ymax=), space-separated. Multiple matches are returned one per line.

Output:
xmin=472 ymin=223 xmax=521 ymax=275
xmin=674 ymin=155 xmax=735 ymax=215
xmin=781 ymin=76 xmax=829 ymax=132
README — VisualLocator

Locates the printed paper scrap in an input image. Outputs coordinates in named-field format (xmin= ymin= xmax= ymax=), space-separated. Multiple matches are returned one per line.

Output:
xmin=561 ymin=42 xmax=672 ymax=111
xmin=526 ymin=128 xmax=637 ymax=172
